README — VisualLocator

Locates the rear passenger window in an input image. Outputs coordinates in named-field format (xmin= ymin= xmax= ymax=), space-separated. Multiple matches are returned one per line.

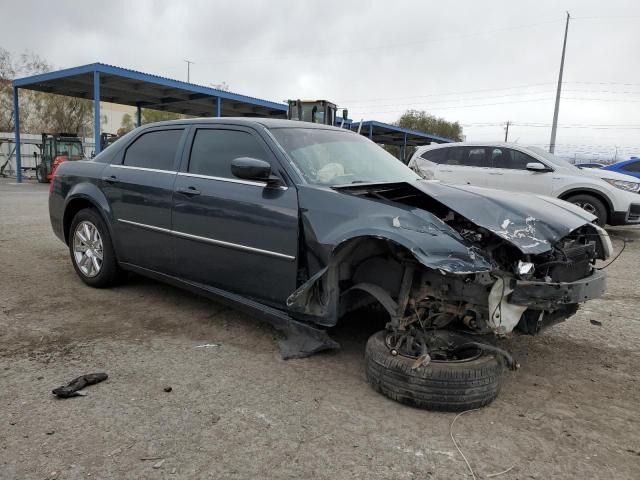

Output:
xmin=420 ymin=148 xmax=447 ymax=164
xmin=123 ymin=129 xmax=183 ymax=170
xmin=188 ymin=129 xmax=268 ymax=178
xmin=465 ymin=148 xmax=488 ymax=167
xmin=442 ymin=147 xmax=465 ymax=165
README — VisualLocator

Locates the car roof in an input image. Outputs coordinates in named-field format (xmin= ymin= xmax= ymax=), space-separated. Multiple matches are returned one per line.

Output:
xmin=138 ymin=117 xmax=353 ymax=132
xmin=416 ymin=141 xmax=528 ymax=152
xmin=608 ymin=158 xmax=640 ymax=167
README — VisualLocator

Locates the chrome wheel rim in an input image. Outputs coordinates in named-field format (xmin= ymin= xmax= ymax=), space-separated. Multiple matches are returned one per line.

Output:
xmin=572 ymin=201 xmax=597 ymax=216
xmin=73 ymin=221 xmax=103 ymax=277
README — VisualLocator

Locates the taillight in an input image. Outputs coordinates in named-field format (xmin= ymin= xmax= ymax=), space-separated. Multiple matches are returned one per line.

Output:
xmin=49 ymin=168 xmax=57 ymax=192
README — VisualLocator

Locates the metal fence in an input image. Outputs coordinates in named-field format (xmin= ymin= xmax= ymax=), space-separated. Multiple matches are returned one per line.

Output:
xmin=0 ymin=132 xmax=95 ymax=178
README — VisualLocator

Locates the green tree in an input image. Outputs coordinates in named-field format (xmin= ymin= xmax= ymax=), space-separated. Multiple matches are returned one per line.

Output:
xmin=119 ymin=113 xmax=135 ymax=135
xmin=385 ymin=109 xmax=463 ymax=160
xmin=396 ymin=110 xmax=463 ymax=141
xmin=141 ymin=108 xmax=184 ymax=124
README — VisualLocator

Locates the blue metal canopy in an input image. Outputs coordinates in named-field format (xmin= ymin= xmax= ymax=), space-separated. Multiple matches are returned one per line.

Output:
xmin=349 ymin=120 xmax=453 ymax=163
xmin=351 ymin=120 xmax=453 ymax=145
xmin=11 ymin=63 xmax=288 ymax=181
xmin=11 ymin=62 xmax=453 ymax=180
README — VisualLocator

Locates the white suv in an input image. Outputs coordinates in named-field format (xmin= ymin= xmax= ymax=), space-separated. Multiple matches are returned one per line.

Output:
xmin=408 ymin=142 xmax=640 ymax=226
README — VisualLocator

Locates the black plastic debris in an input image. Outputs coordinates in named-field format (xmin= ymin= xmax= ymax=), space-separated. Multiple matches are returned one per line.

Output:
xmin=52 ymin=373 xmax=108 ymax=398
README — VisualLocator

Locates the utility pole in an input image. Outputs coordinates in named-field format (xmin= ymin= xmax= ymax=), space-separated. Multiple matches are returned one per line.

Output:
xmin=183 ymin=59 xmax=195 ymax=83
xmin=549 ymin=12 xmax=570 ymax=154
xmin=504 ymin=121 xmax=510 ymax=142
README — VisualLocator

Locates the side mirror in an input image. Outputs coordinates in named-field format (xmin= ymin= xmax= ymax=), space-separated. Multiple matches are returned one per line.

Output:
xmin=526 ymin=162 xmax=551 ymax=172
xmin=230 ymin=157 xmax=283 ymax=187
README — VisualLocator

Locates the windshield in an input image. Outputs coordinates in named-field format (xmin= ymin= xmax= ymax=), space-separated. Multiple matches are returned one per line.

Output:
xmin=57 ymin=141 xmax=84 ymax=158
xmin=527 ymin=146 xmax=579 ymax=171
xmin=270 ymin=127 xmax=419 ymax=186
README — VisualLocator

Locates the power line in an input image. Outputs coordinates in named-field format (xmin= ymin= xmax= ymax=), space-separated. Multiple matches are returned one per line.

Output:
xmin=566 ymin=81 xmax=640 ymax=87
xmin=462 ymin=123 xmax=640 ymax=130
xmin=193 ymin=19 xmax=562 ymax=66
xmin=339 ymin=83 xmax=556 ymax=104
xmin=341 ymin=87 xmax=640 ymax=108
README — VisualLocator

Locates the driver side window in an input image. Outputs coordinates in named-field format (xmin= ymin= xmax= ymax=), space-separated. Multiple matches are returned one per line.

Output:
xmin=188 ymin=129 xmax=269 ymax=179
xmin=491 ymin=149 xmax=539 ymax=170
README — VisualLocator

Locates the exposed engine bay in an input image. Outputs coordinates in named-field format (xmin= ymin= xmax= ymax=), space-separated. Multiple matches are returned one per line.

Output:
xmin=333 ymin=182 xmax=611 ymax=339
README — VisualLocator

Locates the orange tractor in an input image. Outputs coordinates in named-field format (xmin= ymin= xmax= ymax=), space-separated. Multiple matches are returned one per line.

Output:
xmin=36 ymin=133 xmax=85 ymax=183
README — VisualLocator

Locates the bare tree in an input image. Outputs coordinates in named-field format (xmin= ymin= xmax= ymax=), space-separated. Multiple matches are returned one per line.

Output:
xmin=0 ymin=47 xmax=95 ymax=135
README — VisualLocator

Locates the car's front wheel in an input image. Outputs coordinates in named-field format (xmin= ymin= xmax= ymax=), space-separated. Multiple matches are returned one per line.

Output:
xmin=69 ymin=208 xmax=122 ymax=288
xmin=566 ymin=194 xmax=607 ymax=225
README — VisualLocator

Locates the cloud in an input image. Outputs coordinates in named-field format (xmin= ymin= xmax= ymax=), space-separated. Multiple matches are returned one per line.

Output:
xmin=3 ymin=0 xmax=639 ymax=159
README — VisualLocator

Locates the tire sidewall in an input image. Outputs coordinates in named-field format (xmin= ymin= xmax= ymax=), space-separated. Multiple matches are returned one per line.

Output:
xmin=365 ymin=330 xmax=504 ymax=411
xmin=68 ymin=208 xmax=119 ymax=288
xmin=567 ymin=194 xmax=607 ymax=226
xmin=36 ymin=165 xmax=47 ymax=183
xmin=367 ymin=330 xmax=502 ymax=375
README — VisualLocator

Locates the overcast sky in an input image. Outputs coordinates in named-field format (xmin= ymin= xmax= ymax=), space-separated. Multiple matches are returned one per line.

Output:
xmin=3 ymin=0 xmax=639 ymax=160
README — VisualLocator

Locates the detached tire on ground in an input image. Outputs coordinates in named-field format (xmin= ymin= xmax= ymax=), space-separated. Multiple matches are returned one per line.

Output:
xmin=365 ymin=331 xmax=504 ymax=411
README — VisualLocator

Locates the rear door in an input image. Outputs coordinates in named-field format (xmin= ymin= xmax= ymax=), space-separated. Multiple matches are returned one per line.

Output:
xmin=102 ymin=127 xmax=186 ymax=273
xmin=434 ymin=146 xmax=490 ymax=187
xmin=171 ymin=125 xmax=299 ymax=306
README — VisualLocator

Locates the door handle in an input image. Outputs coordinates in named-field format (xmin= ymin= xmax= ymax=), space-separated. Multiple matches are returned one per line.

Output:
xmin=177 ymin=186 xmax=201 ymax=196
xmin=102 ymin=175 xmax=119 ymax=184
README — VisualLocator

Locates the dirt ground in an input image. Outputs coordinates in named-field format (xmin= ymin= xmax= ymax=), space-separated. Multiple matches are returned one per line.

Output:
xmin=1 ymin=178 xmax=639 ymax=480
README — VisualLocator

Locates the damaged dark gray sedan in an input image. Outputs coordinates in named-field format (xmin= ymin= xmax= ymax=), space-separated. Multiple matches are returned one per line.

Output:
xmin=49 ymin=118 xmax=612 ymax=411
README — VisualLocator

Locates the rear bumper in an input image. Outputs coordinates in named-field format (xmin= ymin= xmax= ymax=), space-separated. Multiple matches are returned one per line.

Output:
xmin=48 ymin=189 xmax=66 ymax=244
xmin=509 ymin=269 xmax=606 ymax=310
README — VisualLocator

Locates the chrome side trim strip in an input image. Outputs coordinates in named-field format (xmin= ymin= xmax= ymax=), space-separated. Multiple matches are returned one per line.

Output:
xmin=117 ymin=219 xmax=295 ymax=261
xmin=177 ymin=172 xmax=288 ymax=190
xmin=118 ymin=219 xmax=172 ymax=234
xmin=110 ymin=164 xmax=176 ymax=174
xmin=170 ymin=229 xmax=295 ymax=260
xmin=178 ymin=172 xmax=265 ymax=187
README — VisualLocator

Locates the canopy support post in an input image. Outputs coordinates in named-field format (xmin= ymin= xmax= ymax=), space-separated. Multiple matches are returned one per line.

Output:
xmin=12 ymin=85 xmax=22 ymax=183
xmin=93 ymin=71 xmax=101 ymax=156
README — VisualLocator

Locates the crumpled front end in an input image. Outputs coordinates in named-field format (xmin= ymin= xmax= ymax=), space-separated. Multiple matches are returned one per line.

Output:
xmin=406 ymin=221 xmax=610 ymax=336
xmin=286 ymin=181 xmax=612 ymax=339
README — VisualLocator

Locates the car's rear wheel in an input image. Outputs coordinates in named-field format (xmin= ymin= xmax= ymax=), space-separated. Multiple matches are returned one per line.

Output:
xmin=365 ymin=330 xmax=504 ymax=411
xmin=69 ymin=208 xmax=122 ymax=288
xmin=566 ymin=194 xmax=607 ymax=226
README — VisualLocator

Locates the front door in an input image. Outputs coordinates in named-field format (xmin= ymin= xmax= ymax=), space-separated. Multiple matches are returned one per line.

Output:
xmin=484 ymin=147 xmax=554 ymax=195
xmin=102 ymin=127 xmax=186 ymax=274
xmin=171 ymin=125 xmax=299 ymax=307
